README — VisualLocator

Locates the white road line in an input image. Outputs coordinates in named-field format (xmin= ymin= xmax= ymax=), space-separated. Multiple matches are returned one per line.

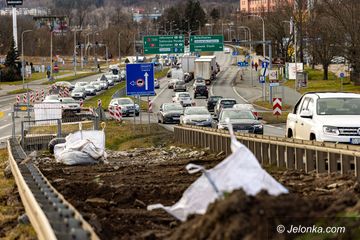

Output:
xmin=266 ymin=125 xmax=285 ymax=130
xmin=0 ymin=123 xmax=12 ymax=131
xmin=0 ymin=107 xmax=11 ymax=112
xmin=152 ymin=84 xmax=168 ymax=102
xmin=232 ymin=86 xmax=249 ymax=103
xmin=0 ymin=135 xmax=11 ymax=141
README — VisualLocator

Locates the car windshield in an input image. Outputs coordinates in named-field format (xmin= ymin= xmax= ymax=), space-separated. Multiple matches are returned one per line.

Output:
xmin=46 ymin=95 xmax=58 ymax=100
xmin=73 ymin=88 xmax=83 ymax=92
xmin=234 ymin=104 xmax=254 ymax=110
xmin=185 ymin=108 xmax=209 ymax=115
xmin=221 ymin=110 xmax=255 ymax=120
xmin=197 ymin=86 xmax=207 ymax=90
xmin=176 ymin=81 xmax=185 ymax=85
xmin=164 ymin=104 xmax=183 ymax=111
xmin=210 ymin=96 xmax=222 ymax=102
xmin=178 ymin=93 xmax=190 ymax=98
xmin=317 ymin=98 xmax=360 ymax=115
xmin=61 ymin=98 xmax=76 ymax=103
xmin=86 ymin=85 xmax=95 ymax=89
xmin=118 ymin=99 xmax=133 ymax=105
xmin=221 ymin=100 xmax=236 ymax=106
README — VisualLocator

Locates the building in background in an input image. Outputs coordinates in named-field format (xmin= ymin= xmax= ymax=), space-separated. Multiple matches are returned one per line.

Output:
xmin=240 ymin=0 xmax=294 ymax=13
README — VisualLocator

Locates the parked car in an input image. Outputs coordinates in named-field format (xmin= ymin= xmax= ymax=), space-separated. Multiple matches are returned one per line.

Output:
xmin=168 ymin=78 xmax=179 ymax=89
xmin=213 ymin=109 xmax=263 ymax=134
xmin=286 ymin=92 xmax=360 ymax=144
xmin=43 ymin=94 xmax=59 ymax=103
xmin=59 ymin=97 xmax=81 ymax=112
xmin=207 ymin=96 xmax=223 ymax=112
xmin=193 ymin=78 xmax=206 ymax=90
xmin=174 ymin=80 xmax=187 ymax=92
xmin=180 ymin=106 xmax=212 ymax=127
xmin=172 ymin=92 xmax=193 ymax=107
xmin=194 ymin=85 xmax=209 ymax=99
xmin=90 ymin=81 xmax=102 ymax=92
xmin=157 ymin=103 xmax=183 ymax=124
xmin=214 ymin=98 xmax=237 ymax=116
xmin=74 ymin=81 xmax=88 ymax=88
xmin=54 ymin=81 xmax=74 ymax=90
xmin=154 ymin=79 xmax=160 ymax=89
xmin=84 ymin=84 xmax=97 ymax=96
xmin=108 ymin=97 xmax=140 ymax=116
xmin=233 ymin=103 xmax=260 ymax=119
xmin=71 ymin=87 xmax=86 ymax=100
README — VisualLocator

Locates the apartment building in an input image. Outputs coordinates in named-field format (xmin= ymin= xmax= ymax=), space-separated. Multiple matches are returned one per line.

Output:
xmin=240 ymin=0 xmax=294 ymax=13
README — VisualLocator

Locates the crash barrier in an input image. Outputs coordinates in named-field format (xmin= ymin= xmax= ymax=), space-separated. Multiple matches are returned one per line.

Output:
xmin=7 ymin=138 xmax=100 ymax=240
xmin=108 ymin=106 xmax=122 ymax=122
xmin=174 ymin=125 xmax=360 ymax=180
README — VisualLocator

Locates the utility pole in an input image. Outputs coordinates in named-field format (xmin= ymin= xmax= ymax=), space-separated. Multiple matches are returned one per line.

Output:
xmin=118 ymin=32 xmax=121 ymax=64
xmin=12 ymin=6 xmax=18 ymax=49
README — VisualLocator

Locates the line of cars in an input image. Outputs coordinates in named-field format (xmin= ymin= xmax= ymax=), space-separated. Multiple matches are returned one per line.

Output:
xmin=42 ymin=69 xmax=125 ymax=111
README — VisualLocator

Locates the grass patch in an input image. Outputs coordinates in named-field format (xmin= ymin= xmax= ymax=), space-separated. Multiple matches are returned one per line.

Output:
xmin=283 ymin=67 xmax=360 ymax=94
xmin=105 ymin=121 xmax=173 ymax=150
xmin=0 ymin=71 xmax=71 ymax=86
xmin=7 ymin=88 xmax=32 ymax=95
xmin=28 ymin=121 xmax=94 ymax=135
xmin=84 ymin=82 xmax=125 ymax=108
xmin=43 ymin=72 xmax=97 ymax=85
xmin=155 ymin=67 xmax=170 ymax=79
xmin=0 ymin=149 xmax=37 ymax=239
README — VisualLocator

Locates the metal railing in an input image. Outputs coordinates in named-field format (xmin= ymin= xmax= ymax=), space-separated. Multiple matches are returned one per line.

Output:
xmin=174 ymin=125 xmax=360 ymax=180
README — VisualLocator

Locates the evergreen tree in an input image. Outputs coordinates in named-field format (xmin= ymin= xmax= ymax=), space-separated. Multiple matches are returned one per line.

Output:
xmin=4 ymin=38 xmax=19 ymax=68
xmin=210 ymin=8 xmax=220 ymax=22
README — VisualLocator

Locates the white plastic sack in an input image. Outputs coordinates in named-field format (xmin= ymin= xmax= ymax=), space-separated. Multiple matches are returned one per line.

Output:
xmin=54 ymin=130 xmax=106 ymax=165
xmin=148 ymin=120 xmax=288 ymax=221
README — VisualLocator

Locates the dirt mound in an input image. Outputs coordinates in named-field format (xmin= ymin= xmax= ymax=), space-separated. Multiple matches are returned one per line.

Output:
xmin=169 ymin=189 xmax=360 ymax=240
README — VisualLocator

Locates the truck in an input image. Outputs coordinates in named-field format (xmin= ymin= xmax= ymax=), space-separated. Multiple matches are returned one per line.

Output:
xmin=181 ymin=55 xmax=196 ymax=74
xmin=195 ymin=58 xmax=213 ymax=85
xmin=286 ymin=92 xmax=360 ymax=144
xmin=200 ymin=56 xmax=217 ymax=74
xmin=171 ymin=68 xmax=184 ymax=80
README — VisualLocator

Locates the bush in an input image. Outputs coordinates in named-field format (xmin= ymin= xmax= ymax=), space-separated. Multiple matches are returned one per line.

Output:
xmin=0 ymin=66 xmax=21 ymax=82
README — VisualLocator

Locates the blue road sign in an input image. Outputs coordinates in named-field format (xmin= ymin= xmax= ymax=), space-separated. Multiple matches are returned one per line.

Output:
xmin=232 ymin=51 xmax=239 ymax=56
xmin=261 ymin=62 xmax=269 ymax=68
xmin=126 ymin=63 xmax=155 ymax=96
xmin=339 ymin=72 xmax=345 ymax=78
xmin=238 ymin=61 xmax=249 ymax=67
xmin=259 ymin=76 xmax=265 ymax=83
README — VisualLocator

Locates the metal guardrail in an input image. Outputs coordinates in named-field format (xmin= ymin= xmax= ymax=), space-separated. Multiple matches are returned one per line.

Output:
xmin=174 ymin=126 xmax=360 ymax=180
xmin=7 ymin=138 xmax=100 ymax=240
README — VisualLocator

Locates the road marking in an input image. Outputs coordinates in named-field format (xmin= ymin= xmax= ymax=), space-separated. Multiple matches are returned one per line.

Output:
xmin=0 ymin=135 xmax=11 ymax=141
xmin=266 ymin=125 xmax=285 ymax=130
xmin=0 ymin=107 xmax=11 ymax=112
xmin=152 ymin=84 xmax=168 ymax=102
xmin=232 ymin=86 xmax=249 ymax=103
xmin=0 ymin=123 xmax=12 ymax=131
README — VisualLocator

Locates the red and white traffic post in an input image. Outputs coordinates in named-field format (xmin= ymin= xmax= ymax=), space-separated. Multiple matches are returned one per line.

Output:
xmin=273 ymin=98 xmax=282 ymax=116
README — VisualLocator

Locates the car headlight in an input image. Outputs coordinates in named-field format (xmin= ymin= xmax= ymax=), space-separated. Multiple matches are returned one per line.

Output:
xmin=218 ymin=124 xmax=226 ymax=129
xmin=254 ymin=124 xmax=263 ymax=129
xmin=323 ymin=125 xmax=339 ymax=135
xmin=135 ymin=104 xmax=140 ymax=110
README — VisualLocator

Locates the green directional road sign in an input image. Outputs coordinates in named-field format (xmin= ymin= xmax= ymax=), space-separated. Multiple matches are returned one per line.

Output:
xmin=143 ymin=35 xmax=184 ymax=54
xmin=190 ymin=35 xmax=224 ymax=52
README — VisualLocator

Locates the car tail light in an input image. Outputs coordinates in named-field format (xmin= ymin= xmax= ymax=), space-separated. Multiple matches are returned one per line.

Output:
xmin=252 ymin=111 xmax=258 ymax=117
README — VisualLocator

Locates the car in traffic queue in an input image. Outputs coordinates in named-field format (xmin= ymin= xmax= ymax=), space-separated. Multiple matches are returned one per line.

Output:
xmin=174 ymin=80 xmax=187 ymax=92
xmin=74 ymin=81 xmax=88 ymax=88
xmin=233 ymin=103 xmax=260 ymax=119
xmin=96 ymin=78 xmax=109 ymax=90
xmin=168 ymin=78 xmax=180 ymax=89
xmin=172 ymin=92 xmax=193 ymax=107
xmin=43 ymin=94 xmax=60 ymax=103
xmin=193 ymin=78 xmax=206 ymax=90
xmin=213 ymin=109 xmax=263 ymax=134
xmin=59 ymin=97 xmax=81 ymax=112
xmin=214 ymin=98 xmax=237 ymax=116
xmin=286 ymin=92 xmax=360 ymax=144
xmin=90 ymin=81 xmax=102 ymax=92
xmin=207 ymin=96 xmax=223 ymax=112
xmin=157 ymin=103 xmax=184 ymax=124
xmin=54 ymin=81 xmax=74 ymax=90
xmin=84 ymin=84 xmax=97 ymax=96
xmin=120 ymin=70 xmax=126 ymax=81
xmin=154 ymin=79 xmax=160 ymax=89
xmin=180 ymin=106 xmax=212 ymax=127
xmin=108 ymin=97 xmax=140 ymax=117
xmin=194 ymin=85 xmax=209 ymax=99
xmin=71 ymin=87 xmax=87 ymax=100
xmin=105 ymin=72 xmax=120 ymax=83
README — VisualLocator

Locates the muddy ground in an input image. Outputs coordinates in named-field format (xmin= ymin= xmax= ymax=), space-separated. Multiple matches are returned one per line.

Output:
xmin=37 ymin=147 xmax=360 ymax=240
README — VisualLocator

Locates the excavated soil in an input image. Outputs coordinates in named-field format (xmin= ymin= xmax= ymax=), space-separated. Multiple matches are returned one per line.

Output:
xmin=37 ymin=147 xmax=360 ymax=240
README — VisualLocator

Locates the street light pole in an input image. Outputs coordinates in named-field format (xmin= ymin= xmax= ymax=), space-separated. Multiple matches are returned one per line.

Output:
xmin=21 ymin=30 xmax=32 ymax=89
xmin=118 ymin=32 xmax=121 ymax=64
xmin=247 ymin=14 xmax=266 ymax=58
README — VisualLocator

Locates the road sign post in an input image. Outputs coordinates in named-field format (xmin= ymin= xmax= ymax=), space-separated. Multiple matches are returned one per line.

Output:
xmin=126 ymin=63 xmax=155 ymax=96
xmin=273 ymin=98 xmax=282 ymax=116
xmin=190 ymin=35 xmax=224 ymax=52
xmin=143 ymin=35 xmax=184 ymax=54
xmin=339 ymin=72 xmax=345 ymax=91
